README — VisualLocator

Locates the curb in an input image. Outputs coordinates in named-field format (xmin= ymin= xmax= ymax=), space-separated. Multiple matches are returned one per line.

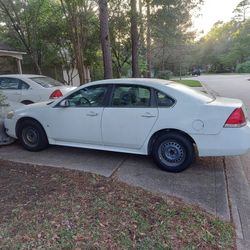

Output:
xmin=200 ymin=81 xmax=250 ymax=249
xmin=225 ymin=157 xmax=250 ymax=250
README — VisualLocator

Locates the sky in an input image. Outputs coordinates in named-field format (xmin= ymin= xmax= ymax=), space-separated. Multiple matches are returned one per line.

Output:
xmin=193 ymin=0 xmax=241 ymax=35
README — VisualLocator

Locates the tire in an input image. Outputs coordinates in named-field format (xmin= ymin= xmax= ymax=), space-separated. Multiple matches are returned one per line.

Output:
xmin=152 ymin=133 xmax=194 ymax=172
xmin=17 ymin=120 xmax=49 ymax=151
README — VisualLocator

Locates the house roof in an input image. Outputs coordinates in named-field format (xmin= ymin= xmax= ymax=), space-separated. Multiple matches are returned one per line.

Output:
xmin=0 ymin=43 xmax=23 ymax=52
xmin=0 ymin=43 xmax=26 ymax=60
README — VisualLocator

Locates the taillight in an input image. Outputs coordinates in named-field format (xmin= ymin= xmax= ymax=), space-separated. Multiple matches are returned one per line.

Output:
xmin=50 ymin=89 xmax=63 ymax=99
xmin=224 ymin=108 xmax=246 ymax=128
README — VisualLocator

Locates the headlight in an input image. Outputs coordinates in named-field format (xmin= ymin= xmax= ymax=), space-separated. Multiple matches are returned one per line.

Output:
xmin=6 ymin=110 xmax=15 ymax=119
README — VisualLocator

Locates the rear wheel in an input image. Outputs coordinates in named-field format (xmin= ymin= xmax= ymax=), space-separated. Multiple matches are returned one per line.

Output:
xmin=152 ymin=133 xmax=194 ymax=172
xmin=18 ymin=120 xmax=48 ymax=151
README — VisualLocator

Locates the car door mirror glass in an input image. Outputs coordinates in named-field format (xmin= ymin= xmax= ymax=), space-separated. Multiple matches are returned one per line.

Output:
xmin=59 ymin=99 xmax=70 ymax=107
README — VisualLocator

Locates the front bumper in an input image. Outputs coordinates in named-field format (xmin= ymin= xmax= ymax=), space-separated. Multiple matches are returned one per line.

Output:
xmin=4 ymin=118 xmax=18 ymax=139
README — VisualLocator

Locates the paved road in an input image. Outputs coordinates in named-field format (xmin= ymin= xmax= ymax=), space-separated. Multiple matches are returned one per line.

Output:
xmin=197 ymin=74 xmax=250 ymax=117
xmin=194 ymin=74 xmax=250 ymax=249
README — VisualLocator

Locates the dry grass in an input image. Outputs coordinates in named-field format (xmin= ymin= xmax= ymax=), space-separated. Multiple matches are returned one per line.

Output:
xmin=0 ymin=163 xmax=235 ymax=249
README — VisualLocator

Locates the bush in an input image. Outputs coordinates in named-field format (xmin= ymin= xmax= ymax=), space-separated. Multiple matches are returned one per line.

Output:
xmin=155 ymin=70 xmax=173 ymax=80
xmin=236 ymin=61 xmax=250 ymax=73
xmin=0 ymin=92 xmax=6 ymax=106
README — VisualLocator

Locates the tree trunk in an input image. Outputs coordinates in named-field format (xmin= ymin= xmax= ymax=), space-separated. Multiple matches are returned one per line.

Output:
xmin=138 ymin=0 xmax=145 ymax=49
xmin=30 ymin=53 xmax=42 ymax=74
xmin=99 ymin=0 xmax=113 ymax=79
xmin=130 ymin=0 xmax=140 ymax=77
xmin=146 ymin=0 xmax=151 ymax=78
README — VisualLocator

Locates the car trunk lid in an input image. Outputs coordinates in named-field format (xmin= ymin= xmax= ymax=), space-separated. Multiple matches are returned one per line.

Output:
xmin=195 ymin=97 xmax=247 ymax=135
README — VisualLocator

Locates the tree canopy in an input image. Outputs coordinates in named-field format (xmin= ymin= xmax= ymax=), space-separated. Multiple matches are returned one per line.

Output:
xmin=191 ymin=0 xmax=250 ymax=73
xmin=0 ymin=0 xmax=205 ymax=81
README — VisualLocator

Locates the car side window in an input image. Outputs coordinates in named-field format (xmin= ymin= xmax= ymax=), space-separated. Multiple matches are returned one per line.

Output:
xmin=156 ymin=91 xmax=175 ymax=107
xmin=64 ymin=85 xmax=108 ymax=107
xmin=19 ymin=80 xmax=29 ymax=90
xmin=111 ymin=85 xmax=151 ymax=107
xmin=0 ymin=78 xmax=19 ymax=90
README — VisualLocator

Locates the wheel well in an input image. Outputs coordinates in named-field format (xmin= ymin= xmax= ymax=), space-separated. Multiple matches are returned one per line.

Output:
xmin=147 ymin=129 xmax=196 ymax=155
xmin=16 ymin=117 xmax=45 ymax=138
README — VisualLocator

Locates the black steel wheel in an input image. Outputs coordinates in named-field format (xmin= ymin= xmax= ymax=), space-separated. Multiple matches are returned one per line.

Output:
xmin=18 ymin=120 xmax=48 ymax=151
xmin=152 ymin=132 xmax=194 ymax=172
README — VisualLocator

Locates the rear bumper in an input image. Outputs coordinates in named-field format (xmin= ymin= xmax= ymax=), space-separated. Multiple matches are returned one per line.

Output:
xmin=193 ymin=122 xmax=250 ymax=157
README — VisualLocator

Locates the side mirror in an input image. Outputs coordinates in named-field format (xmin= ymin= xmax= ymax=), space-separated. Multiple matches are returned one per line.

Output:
xmin=59 ymin=99 xmax=70 ymax=107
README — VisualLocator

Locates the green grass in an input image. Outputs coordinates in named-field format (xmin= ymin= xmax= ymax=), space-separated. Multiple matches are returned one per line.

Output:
xmin=0 ymin=163 xmax=235 ymax=249
xmin=174 ymin=79 xmax=202 ymax=87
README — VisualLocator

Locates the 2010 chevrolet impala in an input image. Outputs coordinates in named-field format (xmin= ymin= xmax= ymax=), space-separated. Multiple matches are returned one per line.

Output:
xmin=4 ymin=78 xmax=250 ymax=172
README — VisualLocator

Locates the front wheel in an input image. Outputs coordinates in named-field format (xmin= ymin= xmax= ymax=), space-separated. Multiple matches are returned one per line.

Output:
xmin=152 ymin=133 xmax=195 ymax=172
xmin=18 ymin=120 xmax=49 ymax=151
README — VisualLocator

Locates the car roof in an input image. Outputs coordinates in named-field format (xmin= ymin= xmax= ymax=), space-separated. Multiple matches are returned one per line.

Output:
xmin=89 ymin=78 xmax=173 ymax=87
xmin=0 ymin=74 xmax=46 ymax=79
xmin=82 ymin=78 xmax=213 ymax=104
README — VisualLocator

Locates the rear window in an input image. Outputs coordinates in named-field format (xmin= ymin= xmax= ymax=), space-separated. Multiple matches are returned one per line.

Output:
xmin=169 ymin=83 xmax=215 ymax=103
xmin=30 ymin=77 xmax=63 ymax=88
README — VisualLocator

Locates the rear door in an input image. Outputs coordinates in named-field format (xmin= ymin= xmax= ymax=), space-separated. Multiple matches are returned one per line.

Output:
xmin=0 ymin=77 xmax=22 ymax=102
xmin=102 ymin=84 xmax=158 ymax=149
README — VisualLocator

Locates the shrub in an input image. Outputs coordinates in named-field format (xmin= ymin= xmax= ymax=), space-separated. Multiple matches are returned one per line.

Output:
xmin=155 ymin=70 xmax=173 ymax=80
xmin=0 ymin=92 xmax=7 ymax=106
xmin=236 ymin=61 xmax=250 ymax=73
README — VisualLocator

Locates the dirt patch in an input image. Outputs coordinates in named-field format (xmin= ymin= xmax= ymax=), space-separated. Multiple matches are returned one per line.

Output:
xmin=0 ymin=162 xmax=235 ymax=249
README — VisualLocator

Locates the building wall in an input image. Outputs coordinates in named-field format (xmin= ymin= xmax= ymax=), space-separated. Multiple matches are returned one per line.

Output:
xmin=0 ymin=57 xmax=17 ymax=74
xmin=63 ymin=68 xmax=81 ymax=86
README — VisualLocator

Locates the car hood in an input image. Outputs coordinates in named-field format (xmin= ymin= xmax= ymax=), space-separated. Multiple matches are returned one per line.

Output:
xmin=13 ymin=101 xmax=51 ymax=113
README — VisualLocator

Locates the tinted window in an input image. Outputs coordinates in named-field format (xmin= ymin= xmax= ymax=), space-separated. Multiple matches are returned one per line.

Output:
xmin=19 ymin=80 xmax=29 ymax=90
xmin=156 ymin=91 xmax=175 ymax=107
xmin=30 ymin=76 xmax=63 ymax=88
xmin=64 ymin=85 xmax=108 ymax=107
xmin=112 ymin=85 xmax=151 ymax=107
xmin=0 ymin=78 xmax=19 ymax=90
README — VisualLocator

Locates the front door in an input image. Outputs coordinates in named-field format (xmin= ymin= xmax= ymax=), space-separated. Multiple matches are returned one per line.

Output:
xmin=102 ymin=84 xmax=158 ymax=149
xmin=47 ymin=85 xmax=109 ymax=145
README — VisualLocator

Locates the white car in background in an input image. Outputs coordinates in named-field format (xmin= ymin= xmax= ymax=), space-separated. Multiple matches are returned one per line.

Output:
xmin=0 ymin=74 xmax=75 ymax=104
xmin=4 ymin=78 xmax=250 ymax=172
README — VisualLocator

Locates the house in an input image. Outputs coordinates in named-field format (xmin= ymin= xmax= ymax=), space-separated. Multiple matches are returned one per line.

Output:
xmin=0 ymin=43 xmax=26 ymax=74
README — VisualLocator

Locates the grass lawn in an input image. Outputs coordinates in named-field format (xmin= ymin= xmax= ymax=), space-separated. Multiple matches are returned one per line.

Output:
xmin=0 ymin=163 xmax=235 ymax=249
xmin=174 ymin=79 xmax=202 ymax=87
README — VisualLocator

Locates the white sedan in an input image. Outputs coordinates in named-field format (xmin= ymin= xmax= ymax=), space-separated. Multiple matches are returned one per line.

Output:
xmin=4 ymin=78 xmax=250 ymax=172
xmin=0 ymin=74 xmax=75 ymax=104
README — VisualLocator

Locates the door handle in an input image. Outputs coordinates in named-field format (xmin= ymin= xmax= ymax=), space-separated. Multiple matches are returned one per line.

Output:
xmin=141 ymin=112 xmax=156 ymax=118
xmin=86 ymin=111 xmax=98 ymax=116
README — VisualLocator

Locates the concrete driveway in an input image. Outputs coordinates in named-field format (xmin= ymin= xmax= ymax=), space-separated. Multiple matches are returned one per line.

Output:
xmin=0 ymin=142 xmax=229 ymax=222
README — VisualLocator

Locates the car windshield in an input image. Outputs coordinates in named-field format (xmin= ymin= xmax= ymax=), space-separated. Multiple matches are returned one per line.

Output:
xmin=30 ymin=76 xmax=64 ymax=88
